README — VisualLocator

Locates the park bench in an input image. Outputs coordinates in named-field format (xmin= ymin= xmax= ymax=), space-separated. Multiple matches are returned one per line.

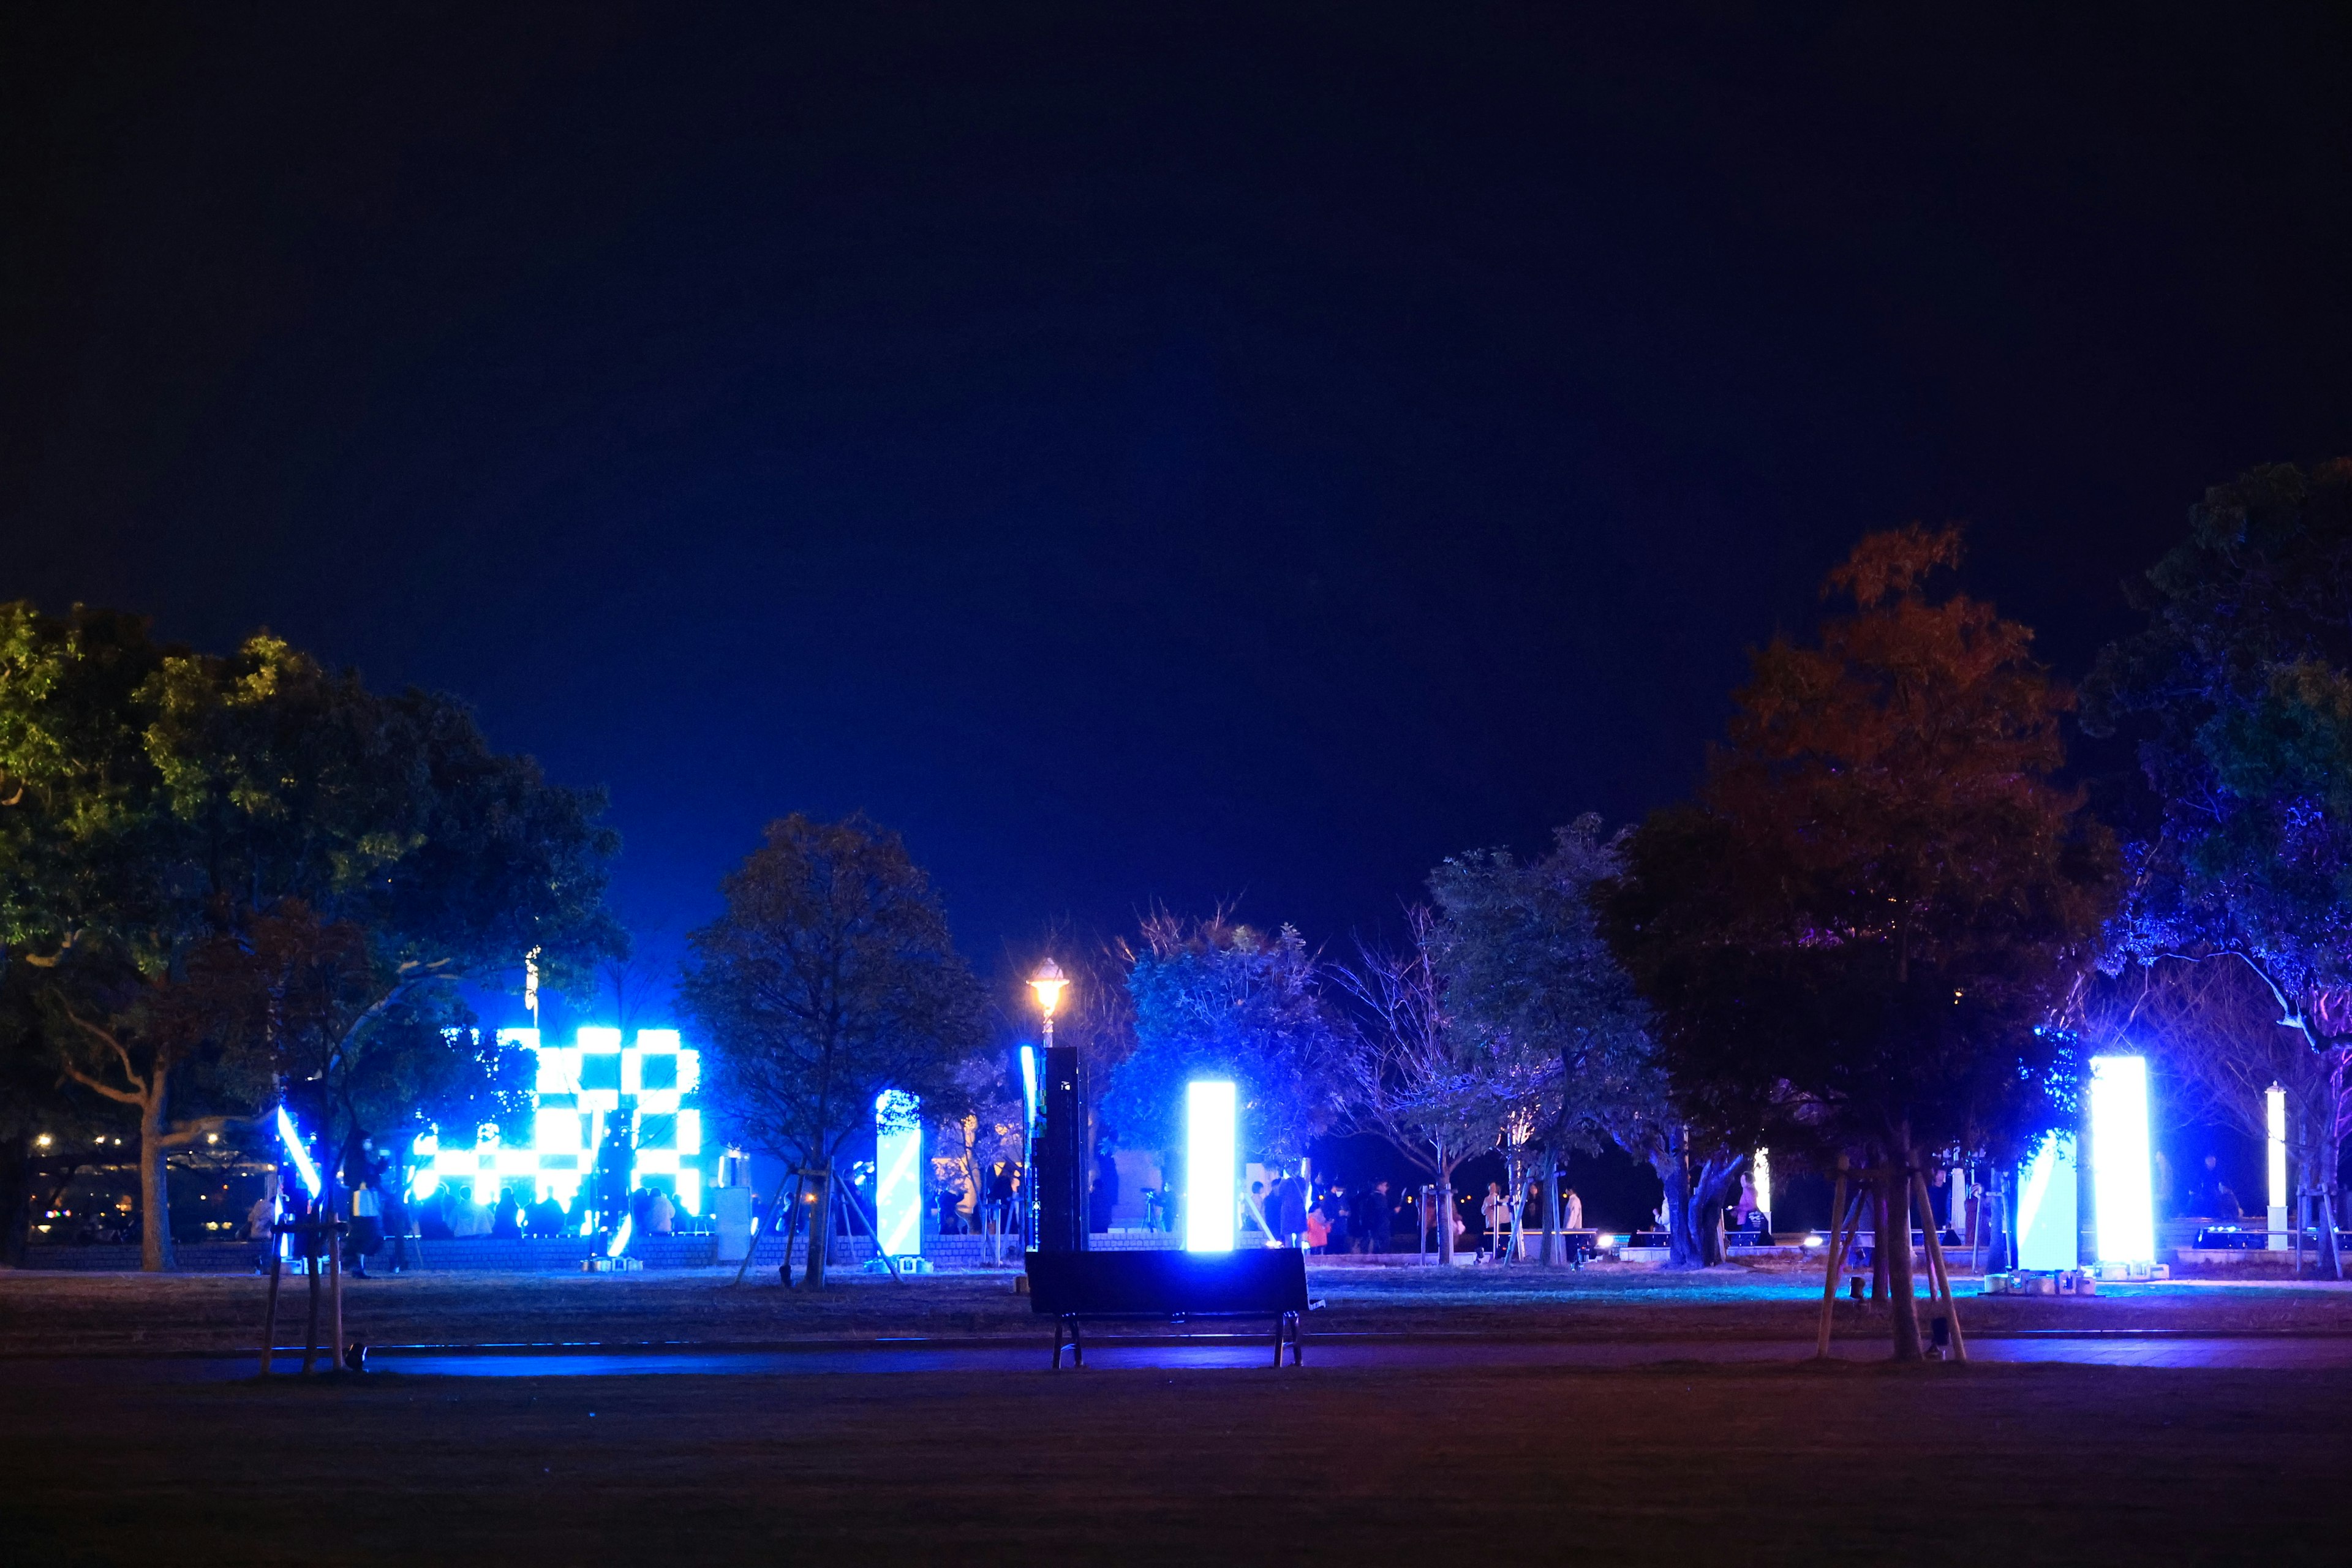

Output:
xmin=1025 ymin=1248 xmax=1320 ymax=1369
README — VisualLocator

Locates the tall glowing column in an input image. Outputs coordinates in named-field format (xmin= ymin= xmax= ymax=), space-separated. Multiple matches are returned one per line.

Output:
xmin=1185 ymin=1080 xmax=1237 ymax=1253
xmin=2089 ymin=1055 xmax=2155 ymax=1265
xmin=1751 ymin=1148 xmax=1771 ymax=1230
xmin=2267 ymin=1082 xmax=2289 ymax=1252
xmin=2016 ymin=1131 xmax=2078 ymax=1272
xmin=875 ymin=1090 xmax=922 ymax=1259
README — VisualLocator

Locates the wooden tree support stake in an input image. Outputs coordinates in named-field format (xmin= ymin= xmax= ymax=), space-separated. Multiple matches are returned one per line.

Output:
xmin=1913 ymin=1169 xmax=1967 ymax=1363
xmin=1815 ymin=1170 xmax=1850 ymax=1359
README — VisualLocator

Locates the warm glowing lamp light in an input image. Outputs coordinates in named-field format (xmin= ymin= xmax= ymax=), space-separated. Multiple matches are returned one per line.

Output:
xmin=2016 ymin=1130 xmax=2078 ymax=1272
xmin=1029 ymin=957 xmax=1068 ymax=1020
xmin=875 ymin=1090 xmax=922 ymax=1258
xmin=2088 ymin=1054 xmax=2154 ymax=1265
xmin=1185 ymin=1080 xmax=1237 ymax=1254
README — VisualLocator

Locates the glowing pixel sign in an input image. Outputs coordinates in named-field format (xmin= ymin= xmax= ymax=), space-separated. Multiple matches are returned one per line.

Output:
xmin=410 ymin=1027 xmax=709 ymax=1216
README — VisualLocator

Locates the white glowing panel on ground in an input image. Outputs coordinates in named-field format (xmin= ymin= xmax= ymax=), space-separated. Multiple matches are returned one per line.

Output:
xmin=875 ymin=1090 xmax=922 ymax=1257
xmin=2089 ymin=1055 xmax=2155 ymax=1265
xmin=2016 ymin=1131 xmax=2079 ymax=1272
xmin=1185 ymin=1080 xmax=1238 ymax=1254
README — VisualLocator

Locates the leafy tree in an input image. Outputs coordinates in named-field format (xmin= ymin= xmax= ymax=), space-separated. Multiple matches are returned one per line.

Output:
xmin=2 ymin=608 xmax=624 ymax=1266
xmin=1428 ymin=818 xmax=1678 ymax=1263
xmin=1104 ymin=911 xmax=1347 ymax=1182
xmin=1603 ymin=527 xmax=2115 ymax=1358
xmin=679 ymin=813 xmax=988 ymax=1289
xmin=2084 ymin=460 xmax=2352 ymax=1275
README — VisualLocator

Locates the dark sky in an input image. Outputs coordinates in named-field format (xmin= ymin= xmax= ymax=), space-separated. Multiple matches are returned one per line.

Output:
xmin=6 ymin=4 xmax=2351 ymax=999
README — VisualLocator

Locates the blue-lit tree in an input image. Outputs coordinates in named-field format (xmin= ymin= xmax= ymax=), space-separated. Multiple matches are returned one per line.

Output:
xmin=1104 ymin=911 xmax=1347 ymax=1180
xmin=2086 ymin=460 xmax=2352 ymax=1278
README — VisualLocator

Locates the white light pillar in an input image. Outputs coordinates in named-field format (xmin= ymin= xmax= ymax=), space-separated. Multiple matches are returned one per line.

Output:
xmin=1185 ymin=1081 xmax=1237 ymax=1254
xmin=2017 ymin=1131 xmax=2079 ymax=1272
xmin=2089 ymin=1055 xmax=2155 ymax=1266
xmin=1751 ymin=1148 xmax=1771 ymax=1228
xmin=875 ymin=1090 xmax=922 ymax=1259
xmin=2266 ymin=1082 xmax=2290 ymax=1251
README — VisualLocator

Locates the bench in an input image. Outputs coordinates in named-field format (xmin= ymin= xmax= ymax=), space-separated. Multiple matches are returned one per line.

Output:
xmin=1025 ymin=1248 xmax=1319 ymax=1368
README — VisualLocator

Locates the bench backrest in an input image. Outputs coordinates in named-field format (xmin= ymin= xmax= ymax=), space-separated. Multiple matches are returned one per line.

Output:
xmin=1026 ymin=1247 xmax=1310 ymax=1316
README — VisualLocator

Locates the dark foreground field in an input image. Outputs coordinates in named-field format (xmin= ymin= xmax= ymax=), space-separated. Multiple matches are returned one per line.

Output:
xmin=6 ymin=1269 xmax=2350 ymax=1565
xmin=1 ymin=1355 xmax=2345 ymax=1566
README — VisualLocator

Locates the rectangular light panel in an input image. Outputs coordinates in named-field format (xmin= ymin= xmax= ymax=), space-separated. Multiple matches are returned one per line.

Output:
xmin=1185 ymin=1080 xmax=1238 ymax=1253
xmin=2089 ymin=1054 xmax=2155 ymax=1265
xmin=2016 ymin=1131 xmax=2079 ymax=1272
xmin=874 ymin=1090 xmax=922 ymax=1258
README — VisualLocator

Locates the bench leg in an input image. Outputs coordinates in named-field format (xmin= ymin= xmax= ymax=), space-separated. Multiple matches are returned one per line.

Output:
xmin=1272 ymin=1316 xmax=1284 ymax=1368
xmin=1068 ymin=1317 xmax=1084 ymax=1370
xmin=1288 ymin=1311 xmax=1305 ymax=1366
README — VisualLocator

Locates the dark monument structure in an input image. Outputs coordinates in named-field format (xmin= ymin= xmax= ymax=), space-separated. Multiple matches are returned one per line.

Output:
xmin=1033 ymin=1044 xmax=1087 ymax=1253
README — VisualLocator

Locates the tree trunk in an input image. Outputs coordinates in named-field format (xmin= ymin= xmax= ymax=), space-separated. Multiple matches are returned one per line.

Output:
xmin=0 ymin=1135 xmax=31 ymax=1268
xmin=138 ymin=1088 xmax=175 ymax=1272
xmin=1539 ymin=1163 xmax=1561 ymax=1267
xmin=1653 ymin=1140 xmax=1699 ymax=1267
xmin=2315 ymin=1114 xmax=2342 ymax=1282
xmin=802 ymin=1165 xmax=831 ymax=1290
xmin=1435 ymin=1175 xmax=1455 ymax=1266
xmin=1883 ymin=1164 xmax=1923 ymax=1360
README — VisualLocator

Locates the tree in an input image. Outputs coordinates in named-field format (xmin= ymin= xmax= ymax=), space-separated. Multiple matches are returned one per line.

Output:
xmin=2084 ymin=460 xmax=2352 ymax=1276
xmin=679 ymin=813 xmax=988 ymax=1289
xmin=1428 ymin=818 xmax=1682 ymax=1264
xmin=1104 ymin=911 xmax=1347 ymax=1180
xmin=1603 ymin=527 xmax=2116 ymax=1359
xmin=2 ymin=608 xmax=624 ymax=1266
xmin=1332 ymin=909 xmax=1491 ymax=1265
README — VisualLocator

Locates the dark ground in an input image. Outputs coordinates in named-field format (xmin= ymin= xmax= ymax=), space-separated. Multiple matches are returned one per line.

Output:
xmin=0 ymin=1355 xmax=2344 ymax=1566
xmin=4 ymin=1267 xmax=2348 ymax=1565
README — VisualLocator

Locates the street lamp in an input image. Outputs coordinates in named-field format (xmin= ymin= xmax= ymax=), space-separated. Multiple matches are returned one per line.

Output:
xmin=1030 ymin=957 xmax=1068 ymax=1042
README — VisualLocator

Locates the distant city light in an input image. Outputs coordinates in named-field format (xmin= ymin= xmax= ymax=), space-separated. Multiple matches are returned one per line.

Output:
xmin=2089 ymin=1054 xmax=2154 ymax=1265
xmin=1185 ymin=1080 xmax=1237 ymax=1254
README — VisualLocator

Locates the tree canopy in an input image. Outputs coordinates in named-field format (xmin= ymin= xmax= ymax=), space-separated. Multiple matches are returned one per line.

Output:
xmin=1105 ymin=911 xmax=1347 ymax=1169
xmin=1 ymin=605 xmax=624 ymax=1266
xmin=1602 ymin=527 xmax=2114 ymax=1352
xmin=679 ymin=812 xmax=987 ymax=1288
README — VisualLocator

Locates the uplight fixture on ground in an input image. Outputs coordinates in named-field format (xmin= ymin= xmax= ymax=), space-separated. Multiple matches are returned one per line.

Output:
xmin=875 ymin=1090 xmax=922 ymax=1258
xmin=2267 ymin=1081 xmax=2289 ymax=1251
xmin=2088 ymin=1054 xmax=2155 ymax=1265
xmin=1185 ymin=1080 xmax=1237 ymax=1253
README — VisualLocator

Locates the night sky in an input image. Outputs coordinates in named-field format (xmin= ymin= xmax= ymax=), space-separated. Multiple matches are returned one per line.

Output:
xmin=7 ymin=5 xmax=2351 ymax=1003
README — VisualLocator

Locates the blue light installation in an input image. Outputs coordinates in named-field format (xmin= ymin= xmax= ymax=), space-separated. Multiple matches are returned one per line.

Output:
xmin=875 ymin=1090 xmax=922 ymax=1258
xmin=1019 ymin=1043 xmax=1039 ymax=1128
xmin=2089 ymin=1054 xmax=2155 ymax=1265
xmin=1185 ymin=1080 xmax=1237 ymax=1254
xmin=274 ymin=1106 xmax=323 ymax=1199
xmin=2016 ymin=1130 xmax=2079 ymax=1272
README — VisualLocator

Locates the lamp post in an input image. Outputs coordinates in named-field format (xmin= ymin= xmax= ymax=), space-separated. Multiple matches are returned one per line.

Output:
xmin=2267 ymin=1081 xmax=2289 ymax=1253
xmin=1027 ymin=959 xmax=1069 ymax=1253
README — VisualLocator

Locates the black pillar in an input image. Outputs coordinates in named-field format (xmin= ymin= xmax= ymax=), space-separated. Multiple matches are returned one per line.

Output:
xmin=1033 ymin=1044 xmax=1087 ymax=1253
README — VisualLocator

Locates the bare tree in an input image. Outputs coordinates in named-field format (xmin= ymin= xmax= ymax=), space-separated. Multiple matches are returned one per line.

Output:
xmin=1331 ymin=908 xmax=1498 ymax=1265
xmin=2083 ymin=958 xmax=2346 ymax=1278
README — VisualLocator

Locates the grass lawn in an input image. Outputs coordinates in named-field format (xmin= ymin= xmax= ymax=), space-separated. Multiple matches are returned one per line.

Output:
xmin=0 ymin=1354 xmax=2343 ymax=1565
xmin=4 ymin=1260 xmax=2350 ymax=1356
